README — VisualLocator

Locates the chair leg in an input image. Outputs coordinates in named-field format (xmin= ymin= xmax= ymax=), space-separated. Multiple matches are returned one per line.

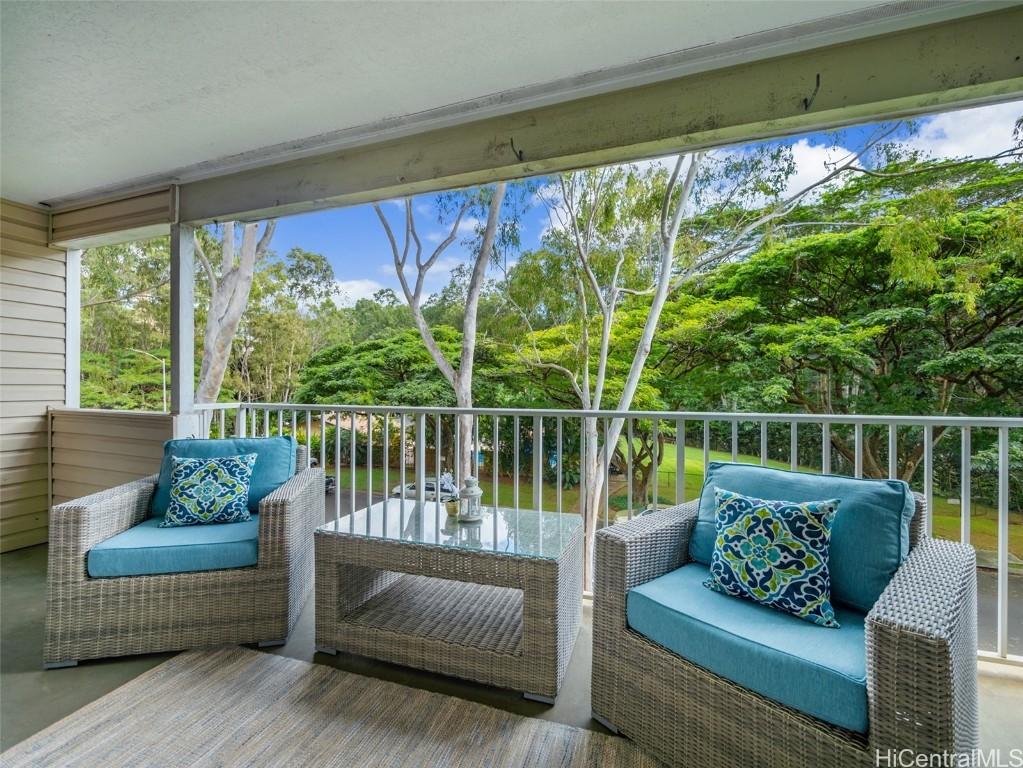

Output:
xmin=314 ymin=645 xmax=338 ymax=655
xmin=44 ymin=660 xmax=78 ymax=670
xmin=257 ymin=639 xmax=287 ymax=648
xmin=592 ymin=712 xmax=618 ymax=734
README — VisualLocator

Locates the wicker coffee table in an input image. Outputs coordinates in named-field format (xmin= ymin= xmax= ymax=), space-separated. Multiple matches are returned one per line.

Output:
xmin=314 ymin=499 xmax=583 ymax=702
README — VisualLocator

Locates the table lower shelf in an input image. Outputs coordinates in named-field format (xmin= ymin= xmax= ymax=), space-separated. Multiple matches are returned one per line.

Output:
xmin=344 ymin=573 xmax=523 ymax=657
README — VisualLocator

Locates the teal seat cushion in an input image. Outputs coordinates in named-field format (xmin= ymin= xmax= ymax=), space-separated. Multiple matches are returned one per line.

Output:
xmin=88 ymin=515 xmax=259 ymax=578
xmin=628 ymin=563 xmax=868 ymax=733
xmin=690 ymin=461 xmax=915 ymax=612
xmin=151 ymin=436 xmax=296 ymax=516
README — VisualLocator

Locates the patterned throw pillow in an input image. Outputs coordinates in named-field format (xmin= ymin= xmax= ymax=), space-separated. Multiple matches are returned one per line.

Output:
xmin=704 ymin=487 xmax=841 ymax=628
xmin=161 ymin=454 xmax=257 ymax=527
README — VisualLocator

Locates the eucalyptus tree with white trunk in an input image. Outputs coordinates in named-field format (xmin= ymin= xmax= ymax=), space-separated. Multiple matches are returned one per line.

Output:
xmin=194 ymin=220 xmax=277 ymax=404
xmin=522 ymin=127 xmax=904 ymax=571
xmin=374 ymin=184 xmax=507 ymax=481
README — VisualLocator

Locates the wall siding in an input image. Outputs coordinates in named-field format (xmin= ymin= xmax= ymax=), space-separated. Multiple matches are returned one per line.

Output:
xmin=49 ymin=410 xmax=173 ymax=505
xmin=0 ymin=199 xmax=66 ymax=551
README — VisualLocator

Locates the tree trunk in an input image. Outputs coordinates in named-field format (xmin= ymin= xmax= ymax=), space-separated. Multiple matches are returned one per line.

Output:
xmin=194 ymin=221 xmax=275 ymax=406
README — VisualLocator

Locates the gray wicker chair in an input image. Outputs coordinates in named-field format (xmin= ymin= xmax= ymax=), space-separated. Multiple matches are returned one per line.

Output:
xmin=591 ymin=494 xmax=979 ymax=767
xmin=44 ymin=446 xmax=323 ymax=667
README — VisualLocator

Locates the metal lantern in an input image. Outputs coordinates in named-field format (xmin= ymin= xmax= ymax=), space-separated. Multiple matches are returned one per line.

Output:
xmin=458 ymin=476 xmax=483 ymax=522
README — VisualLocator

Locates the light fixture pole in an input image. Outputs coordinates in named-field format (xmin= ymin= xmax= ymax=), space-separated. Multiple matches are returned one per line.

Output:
xmin=131 ymin=349 xmax=167 ymax=412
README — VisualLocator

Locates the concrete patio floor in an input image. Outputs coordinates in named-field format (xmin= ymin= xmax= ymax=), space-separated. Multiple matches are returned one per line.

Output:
xmin=2 ymin=542 xmax=1021 ymax=757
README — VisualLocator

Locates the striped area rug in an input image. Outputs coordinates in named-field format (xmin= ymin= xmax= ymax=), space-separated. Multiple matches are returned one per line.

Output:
xmin=2 ymin=647 xmax=656 ymax=767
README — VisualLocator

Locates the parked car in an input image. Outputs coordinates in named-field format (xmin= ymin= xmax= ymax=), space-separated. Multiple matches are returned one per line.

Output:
xmin=390 ymin=475 xmax=458 ymax=501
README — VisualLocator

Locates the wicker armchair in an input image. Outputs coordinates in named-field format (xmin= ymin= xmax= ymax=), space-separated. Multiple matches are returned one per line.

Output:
xmin=591 ymin=495 xmax=979 ymax=767
xmin=44 ymin=446 xmax=323 ymax=667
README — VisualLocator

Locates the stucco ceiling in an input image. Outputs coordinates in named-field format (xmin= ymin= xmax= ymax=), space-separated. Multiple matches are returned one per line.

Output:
xmin=0 ymin=1 xmax=996 ymax=207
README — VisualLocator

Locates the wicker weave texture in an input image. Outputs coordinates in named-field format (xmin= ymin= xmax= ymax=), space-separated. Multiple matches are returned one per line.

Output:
xmin=591 ymin=494 xmax=979 ymax=768
xmin=315 ymin=522 xmax=583 ymax=700
xmin=44 ymin=446 xmax=323 ymax=665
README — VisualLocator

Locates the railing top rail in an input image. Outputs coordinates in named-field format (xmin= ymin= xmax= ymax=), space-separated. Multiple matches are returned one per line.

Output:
xmin=194 ymin=401 xmax=1023 ymax=428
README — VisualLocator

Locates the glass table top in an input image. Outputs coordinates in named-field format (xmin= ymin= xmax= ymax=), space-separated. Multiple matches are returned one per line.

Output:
xmin=317 ymin=499 xmax=581 ymax=560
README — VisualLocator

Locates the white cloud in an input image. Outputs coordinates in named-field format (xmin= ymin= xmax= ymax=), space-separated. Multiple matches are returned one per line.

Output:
xmin=783 ymin=139 xmax=851 ymax=198
xmin=334 ymin=278 xmax=386 ymax=307
xmin=906 ymin=101 xmax=1021 ymax=160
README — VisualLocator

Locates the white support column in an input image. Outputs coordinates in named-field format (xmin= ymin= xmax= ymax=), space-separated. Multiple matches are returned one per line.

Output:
xmin=64 ymin=249 xmax=81 ymax=408
xmin=170 ymin=223 xmax=198 ymax=438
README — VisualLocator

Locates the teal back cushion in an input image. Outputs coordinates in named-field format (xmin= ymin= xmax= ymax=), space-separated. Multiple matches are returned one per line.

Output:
xmin=689 ymin=462 xmax=915 ymax=612
xmin=151 ymin=437 xmax=297 ymax=516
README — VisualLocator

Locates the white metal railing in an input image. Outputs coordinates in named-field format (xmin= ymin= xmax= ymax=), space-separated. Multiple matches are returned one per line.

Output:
xmin=194 ymin=402 xmax=1022 ymax=664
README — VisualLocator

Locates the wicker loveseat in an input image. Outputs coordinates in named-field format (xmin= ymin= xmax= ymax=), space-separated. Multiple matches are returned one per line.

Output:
xmin=592 ymin=479 xmax=978 ymax=767
xmin=44 ymin=443 xmax=323 ymax=667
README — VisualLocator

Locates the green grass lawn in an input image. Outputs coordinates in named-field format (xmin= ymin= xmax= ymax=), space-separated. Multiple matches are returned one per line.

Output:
xmin=649 ymin=443 xmax=1018 ymax=557
xmin=327 ymin=440 xmax=1020 ymax=558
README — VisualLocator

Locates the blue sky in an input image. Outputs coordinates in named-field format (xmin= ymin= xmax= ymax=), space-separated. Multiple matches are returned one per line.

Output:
xmin=269 ymin=100 xmax=1021 ymax=306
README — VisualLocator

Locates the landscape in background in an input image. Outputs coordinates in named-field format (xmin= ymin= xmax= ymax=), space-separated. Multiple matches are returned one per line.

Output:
xmin=81 ymin=101 xmax=1022 ymax=567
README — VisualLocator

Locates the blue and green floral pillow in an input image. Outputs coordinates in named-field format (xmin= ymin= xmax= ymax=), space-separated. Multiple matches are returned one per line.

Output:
xmin=161 ymin=453 xmax=257 ymax=527
xmin=704 ymin=487 xmax=841 ymax=628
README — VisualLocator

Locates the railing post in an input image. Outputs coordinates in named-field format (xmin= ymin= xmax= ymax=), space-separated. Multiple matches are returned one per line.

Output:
xmin=676 ymin=418 xmax=685 ymax=503
xmin=923 ymin=424 xmax=933 ymax=537
xmin=532 ymin=415 xmax=543 ymax=511
xmin=997 ymin=426 xmax=1009 ymax=658
xmin=415 ymin=413 xmax=427 ymax=508
xmin=960 ymin=426 xmax=971 ymax=544
xmin=854 ymin=423 xmax=864 ymax=478
xmin=235 ymin=406 xmax=246 ymax=437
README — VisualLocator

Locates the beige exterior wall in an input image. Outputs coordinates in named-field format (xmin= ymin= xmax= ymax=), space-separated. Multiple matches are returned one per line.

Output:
xmin=0 ymin=199 xmax=67 ymax=552
xmin=49 ymin=409 xmax=172 ymax=505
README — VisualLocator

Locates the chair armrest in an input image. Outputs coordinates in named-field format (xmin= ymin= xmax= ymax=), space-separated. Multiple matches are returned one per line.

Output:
xmin=591 ymin=501 xmax=698 ymax=725
xmin=257 ymin=467 xmax=325 ymax=569
xmin=595 ymin=501 xmax=699 ymax=593
xmin=866 ymin=537 xmax=979 ymax=754
xmin=47 ymin=474 xmax=158 ymax=583
xmin=593 ymin=501 xmax=699 ymax=632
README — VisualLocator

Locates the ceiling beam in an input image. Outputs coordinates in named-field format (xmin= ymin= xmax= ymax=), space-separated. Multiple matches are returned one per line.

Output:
xmin=179 ymin=8 xmax=1022 ymax=223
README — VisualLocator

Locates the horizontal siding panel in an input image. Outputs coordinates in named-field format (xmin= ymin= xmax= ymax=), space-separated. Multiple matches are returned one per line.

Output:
xmin=0 ymin=401 xmax=58 ymax=418
xmin=0 ymin=299 xmax=65 ymax=323
xmin=0 ymin=351 xmax=65 ymax=369
xmin=0 ymin=415 xmax=48 ymax=435
xmin=53 ymin=432 xmax=165 ymax=459
xmin=0 ymin=447 xmax=48 ymax=469
xmin=0 ymin=317 xmax=65 ymax=339
xmin=1 ymin=511 xmax=48 ymax=536
xmin=1 ymin=205 xmax=66 ymax=547
xmin=0 ymin=385 xmax=65 ymax=402
xmin=1 ymin=201 xmax=50 ymax=230
xmin=52 ymin=482 xmax=107 ymax=502
xmin=51 ymin=188 xmax=174 ymax=243
xmin=0 ymin=335 xmax=64 ymax=354
xmin=51 ymin=413 xmax=173 ymax=441
xmin=0 ymin=494 xmax=48 ymax=519
xmin=53 ymin=447 xmax=160 ymax=476
xmin=0 ymin=528 xmax=47 ymax=552
xmin=0 ymin=253 xmax=65 ymax=278
xmin=0 ymin=238 xmax=65 ymax=262
xmin=0 ymin=368 xmax=65 ymax=386
xmin=1 ymin=479 xmax=47 ymax=501
xmin=0 ymin=282 xmax=65 ymax=308
xmin=0 ymin=431 xmax=47 ymax=451
xmin=52 ymin=465 xmax=146 ymax=490
xmin=0 ymin=266 xmax=64 ymax=292
xmin=0 ymin=219 xmax=49 ymax=246
xmin=1 ymin=462 xmax=47 ymax=484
